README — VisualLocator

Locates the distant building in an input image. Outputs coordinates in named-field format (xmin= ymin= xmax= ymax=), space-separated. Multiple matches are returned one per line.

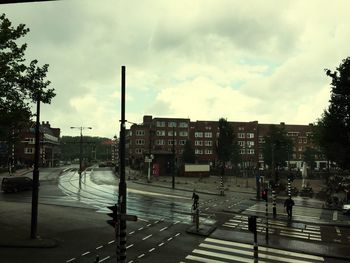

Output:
xmin=126 ymin=115 xmax=326 ymax=175
xmin=15 ymin=121 xmax=60 ymax=168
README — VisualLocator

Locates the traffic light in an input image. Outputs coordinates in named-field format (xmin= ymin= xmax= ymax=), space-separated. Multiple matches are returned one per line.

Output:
xmin=107 ymin=204 xmax=119 ymax=228
xmin=248 ymin=216 xmax=257 ymax=233
xmin=262 ymin=189 xmax=268 ymax=201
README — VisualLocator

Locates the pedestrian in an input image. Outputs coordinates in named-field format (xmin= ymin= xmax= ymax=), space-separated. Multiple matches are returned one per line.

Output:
xmin=192 ymin=191 xmax=199 ymax=210
xmin=284 ymin=196 xmax=295 ymax=219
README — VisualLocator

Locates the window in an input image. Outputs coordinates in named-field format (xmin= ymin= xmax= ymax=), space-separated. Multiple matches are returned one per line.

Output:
xmin=25 ymin=138 xmax=35 ymax=144
xmin=303 ymin=138 xmax=307 ymax=143
xmin=156 ymin=130 xmax=165 ymax=136
xmin=168 ymin=131 xmax=177 ymax=136
xmin=238 ymin=133 xmax=245 ymax=138
xmin=259 ymin=137 xmax=265 ymax=143
xmin=195 ymin=149 xmax=203 ymax=154
xmin=204 ymin=132 xmax=212 ymax=138
xmin=298 ymin=146 xmax=303 ymax=151
xmin=239 ymin=149 xmax=245 ymax=154
xmin=179 ymin=131 xmax=188 ymax=137
xmin=168 ymin=121 xmax=177 ymax=127
xmin=246 ymin=133 xmax=254 ymax=138
xmin=179 ymin=122 xmax=188 ymax=128
xmin=247 ymin=141 xmax=254 ymax=147
xmin=136 ymin=130 xmax=145 ymax=136
xmin=135 ymin=148 xmax=143 ymax=154
xmin=156 ymin=139 xmax=165 ymax=145
xmin=238 ymin=127 xmax=244 ymax=131
xmin=156 ymin=121 xmax=165 ymax=127
xmin=205 ymin=149 xmax=213 ymax=154
xmin=24 ymin=148 xmax=34 ymax=154
xmin=136 ymin=139 xmax=145 ymax=145
xmin=205 ymin=126 xmax=212 ymax=130
xmin=195 ymin=140 xmax=203 ymax=146
xmin=179 ymin=140 xmax=186 ymax=145
xmin=247 ymin=149 xmax=255 ymax=154
xmin=168 ymin=140 xmax=176 ymax=145
xmin=204 ymin=141 xmax=212 ymax=146
xmin=195 ymin=132 xmax=203 ymax=138
xmin=238 ymin=141 xmax=245 ymax=147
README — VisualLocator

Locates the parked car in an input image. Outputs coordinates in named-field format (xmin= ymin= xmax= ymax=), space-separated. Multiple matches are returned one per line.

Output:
xmin=299 ymin=187 xmax=314 ymax=197
xmin=1 ymin=177 xmax=33 ymax=193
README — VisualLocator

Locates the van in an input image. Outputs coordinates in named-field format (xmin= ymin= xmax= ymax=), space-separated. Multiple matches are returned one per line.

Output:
xmin=1 ymin=177 xmax=33 ymax=193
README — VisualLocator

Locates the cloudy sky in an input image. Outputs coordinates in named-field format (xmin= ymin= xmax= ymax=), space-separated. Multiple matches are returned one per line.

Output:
xmin=2 ymin=0 xmax=350 ymax=138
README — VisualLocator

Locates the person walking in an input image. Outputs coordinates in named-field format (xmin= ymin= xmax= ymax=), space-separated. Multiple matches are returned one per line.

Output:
xmin=284 ymin=196 xmax=295 ymax=219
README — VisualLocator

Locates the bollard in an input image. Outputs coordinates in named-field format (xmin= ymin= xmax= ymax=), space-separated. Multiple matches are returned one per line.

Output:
xmin=272 ymin=189 xmax=276 ymax=218
xmin=195 ymin=208 xmax=199 ymax=232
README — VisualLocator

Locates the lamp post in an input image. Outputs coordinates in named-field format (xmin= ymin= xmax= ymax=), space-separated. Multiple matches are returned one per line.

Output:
xmin=30 ymin=92 xmax=41 ymax=239
xmin=70 ymin=126 xmax=92 ymax=179
xmin=172 ymin=126 xmax=175 ymax=189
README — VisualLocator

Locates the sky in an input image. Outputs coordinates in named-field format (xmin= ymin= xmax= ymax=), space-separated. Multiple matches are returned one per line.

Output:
xmin=2 ymin=0 xmax=350 ymax=138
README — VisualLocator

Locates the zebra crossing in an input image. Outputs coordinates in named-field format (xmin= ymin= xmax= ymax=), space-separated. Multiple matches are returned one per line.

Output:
xmin=222 ymin=215 xmax=322 ymax=241
xmin=182 ymin=237 xmax=324 ymax=263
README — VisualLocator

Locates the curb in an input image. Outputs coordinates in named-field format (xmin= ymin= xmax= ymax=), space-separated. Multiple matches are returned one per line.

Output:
xmin=0 ymin=238 xmax=58 ymax=248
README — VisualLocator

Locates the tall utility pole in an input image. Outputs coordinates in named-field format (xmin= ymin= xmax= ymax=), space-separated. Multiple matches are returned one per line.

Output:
xmin=118 ymin=65 xmax=127 ymax=263
xmin=70 ymin=126 xmax=92 ymax=181
xmin=172 ymin=126 xmax=175 ymax=189
xmin=30 ymin=92 xmax=40 ymax=239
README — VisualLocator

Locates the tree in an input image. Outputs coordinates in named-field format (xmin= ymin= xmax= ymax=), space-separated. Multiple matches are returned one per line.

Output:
xmin=302 ymin=147 xmax=319 ymax=170
xmin=315 ymin=57 xmax=350 ymax=169
xmin=182 ymin=140 xmax=195 ymax=164
xmin=0 ymin=14 xmax=54 ymax=166
xmin=262 ymin=125 xmax=293 ymax=181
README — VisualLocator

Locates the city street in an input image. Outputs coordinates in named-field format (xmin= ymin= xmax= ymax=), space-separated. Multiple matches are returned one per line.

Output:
xmin=0 ymin=166 xmax=349 ymax=262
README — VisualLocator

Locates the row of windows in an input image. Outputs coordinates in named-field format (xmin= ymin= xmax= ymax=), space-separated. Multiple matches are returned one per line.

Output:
xmin=195 ymin=140 xmax=213 ymax=146
xmin=195 ymin=132 xmax=213 ymax=138
xmin=134 ymin=148 xmax=185 ymax=154
xmin=155 ymin=139 xmax=186 ymax=146
xmin=156 ymin=130 xmax=188 ymax=137
xmin=238 ymin=141 xmax=254 ymax=147
xmin=240 ymin=149 xmax=255 ymax=154
xmin=238 ymin=133 xmax=254 ymax=138
xmin=156 ymin=121 xmax=188 ymax=128
xmin=195 ymin=149 xmax=213 ymax=155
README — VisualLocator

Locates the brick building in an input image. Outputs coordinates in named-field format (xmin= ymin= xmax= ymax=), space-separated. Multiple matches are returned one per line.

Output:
xmin=126 ymin=115 xmax=326 ymax=175
xmin=15 ymin=121 xmax=60 ymax=168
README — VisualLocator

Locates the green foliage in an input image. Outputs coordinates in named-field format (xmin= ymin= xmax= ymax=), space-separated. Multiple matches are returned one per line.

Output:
xmin=216 ymin=118 xmax=240 ymax=164
xmin=302 ymin=147 xmax=319 ymax=170
xmin=263 ymin=125 xmax=293 ymax=168
xmin=315 ymin=57 xmax=350 ymax=169
xmin=182 ymin=140 xmax=195 ymax=163
xmin=0 ymin=14 xmax=55 ymax=143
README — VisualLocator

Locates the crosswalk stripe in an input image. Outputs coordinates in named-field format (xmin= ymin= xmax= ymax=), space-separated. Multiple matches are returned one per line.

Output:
xmin=192 ymin=249 xmax=255 ymax=263
xmin=185 ymin=254 xmax=227 ymax=263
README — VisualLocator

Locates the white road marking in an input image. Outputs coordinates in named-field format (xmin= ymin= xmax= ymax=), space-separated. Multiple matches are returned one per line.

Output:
xmin=160 ymin=227 xmax=168 ymax=231
xmin=147 ymin=223 xmax=152 ymax=227
xmin=167 ymin=237 xmax=173 ymax=241
xmin=108 ymin=240 xmax=115 ymax=244
xmin=158 ymin=242 xmax=164 ymax=246
xmin=127 ymin=244 xmax=134 ymax=249
xmin=96 ymin=245 xmax=103 ymax=250
xmin=66 ymin=258 xmax=76 ymax=263
xmin=143 ymin=234 xmax=152 ymax=240
xmin=138 ymin=227 xmax=144 ymax=230
xmin=175 ymin=232 xmax=181 ymax=236
xmin=100 ymin=256 xmax=110 ymax=262
xmin=81 ymin=251 xmax=90 ymax=256
xmin=137 ymin=254 xmax=145 ymax=259
xmin=186 ymin=254 xmax=226 ymax=263
xmin=149 ymin=248 xmax=155 ymax=252
xmin=129 ymin=231 xmax=135 ymax=234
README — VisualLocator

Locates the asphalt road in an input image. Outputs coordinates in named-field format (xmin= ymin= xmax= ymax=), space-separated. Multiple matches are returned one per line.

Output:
xmin=1 ymin=166 xmax=350 ymax=262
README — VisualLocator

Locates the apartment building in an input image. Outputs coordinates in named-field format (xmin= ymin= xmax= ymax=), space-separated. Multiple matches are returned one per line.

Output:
xmin=126 ymin=115 xmax=324 ymax=174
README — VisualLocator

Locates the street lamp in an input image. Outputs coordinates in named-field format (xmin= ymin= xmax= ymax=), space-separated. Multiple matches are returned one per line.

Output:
xmin=70 ymin=126 xmax=92 ymax=177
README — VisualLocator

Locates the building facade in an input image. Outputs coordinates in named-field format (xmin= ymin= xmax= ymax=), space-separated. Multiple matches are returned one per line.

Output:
xmin=126 ymin=115 xmax=325 ymax=174
xmin=15 ymin=121 xmax=60 ymax=168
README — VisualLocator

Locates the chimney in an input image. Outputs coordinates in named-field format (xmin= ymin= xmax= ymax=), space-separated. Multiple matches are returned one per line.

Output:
xmin=280 ymin=122 xmax=285 ymax=126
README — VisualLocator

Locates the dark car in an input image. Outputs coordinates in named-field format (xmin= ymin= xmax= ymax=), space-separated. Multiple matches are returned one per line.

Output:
xmin=1 ymin=177 xmax=33 ymax=193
